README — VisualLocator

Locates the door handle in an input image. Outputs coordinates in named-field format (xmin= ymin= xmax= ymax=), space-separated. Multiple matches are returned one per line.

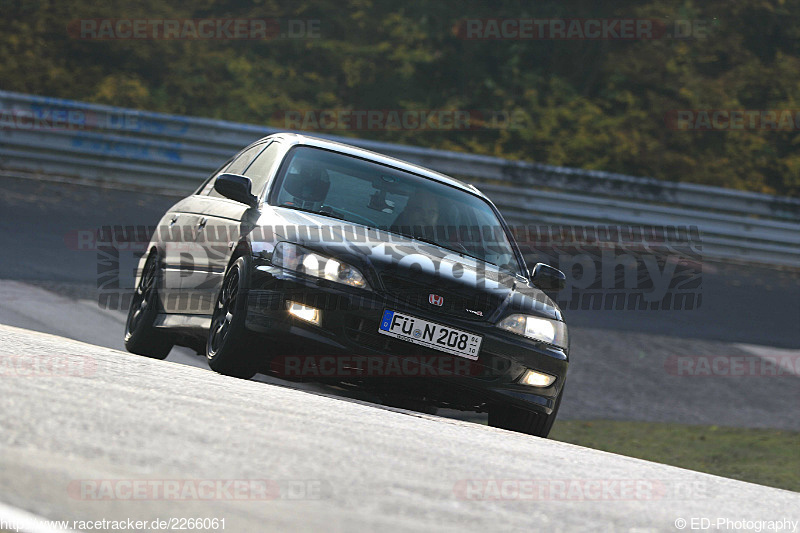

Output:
xmin=198 ymin=217 xmax=207 ymax=229
xmin=169 ymin=215 xmax=179 ymax=226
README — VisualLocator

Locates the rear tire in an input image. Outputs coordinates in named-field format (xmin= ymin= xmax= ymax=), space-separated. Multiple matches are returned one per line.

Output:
xmin=206 ymin=256 xmax=259 ymax=379
xmin=124 ymin=251 xmax=174 ymax=359
xmin=488 ymin=385 xmax=565 ymax=438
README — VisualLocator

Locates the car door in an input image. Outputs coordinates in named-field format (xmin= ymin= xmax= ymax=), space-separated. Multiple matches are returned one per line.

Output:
xmin=183 ymin=141 xmax=283 ymax=315
xmin=158 ymin=159 xmax=232 ymax=314
xmin=159 ymin=205 xmax=193 ymax=314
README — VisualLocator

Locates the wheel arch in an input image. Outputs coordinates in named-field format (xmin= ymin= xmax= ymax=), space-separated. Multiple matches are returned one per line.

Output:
xmin=223 ymin=239 xmax=253 ymax=275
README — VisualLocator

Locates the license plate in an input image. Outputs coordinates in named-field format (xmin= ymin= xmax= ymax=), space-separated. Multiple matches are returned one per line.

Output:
xmin=378 ymin=310 xmax=482 ymax=360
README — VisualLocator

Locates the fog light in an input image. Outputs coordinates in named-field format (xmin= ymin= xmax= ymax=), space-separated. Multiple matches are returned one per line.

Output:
xmin=519 ymin=369 xmax=556 ymax=387
xmin=286 ymin=301 xmax=321 ymax=326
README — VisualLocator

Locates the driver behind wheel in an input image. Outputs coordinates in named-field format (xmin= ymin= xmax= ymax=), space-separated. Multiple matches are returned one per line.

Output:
xmin=282 ymin=161 xmax=331 ymax=209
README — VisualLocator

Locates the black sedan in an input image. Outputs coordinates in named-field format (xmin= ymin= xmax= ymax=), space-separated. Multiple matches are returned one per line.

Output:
xmin=124 ymin=133 xmax=569 ymax=437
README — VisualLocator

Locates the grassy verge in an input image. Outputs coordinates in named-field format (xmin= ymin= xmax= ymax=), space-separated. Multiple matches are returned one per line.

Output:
xmin=549 ymin=420 xmax=800 ymax=492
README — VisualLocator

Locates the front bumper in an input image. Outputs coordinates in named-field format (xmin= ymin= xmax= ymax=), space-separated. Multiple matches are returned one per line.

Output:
xmin=244 ymin=263 xmax=569 ymax=414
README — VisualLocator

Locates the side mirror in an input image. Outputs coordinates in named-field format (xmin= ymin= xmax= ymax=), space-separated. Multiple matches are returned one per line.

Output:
xmin=530 ymin=263 xmax=566 ymax=291
xmin=214 ymin=173 xmax=259 ymax=208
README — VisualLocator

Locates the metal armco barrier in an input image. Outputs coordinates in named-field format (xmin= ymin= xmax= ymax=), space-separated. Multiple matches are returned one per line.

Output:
xmin=1 ymin=90 xmax=799 ymax=267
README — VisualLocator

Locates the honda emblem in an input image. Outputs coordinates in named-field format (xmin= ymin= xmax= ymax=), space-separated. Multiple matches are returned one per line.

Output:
xmin=429 ymin=294 xmax=444 ymax=306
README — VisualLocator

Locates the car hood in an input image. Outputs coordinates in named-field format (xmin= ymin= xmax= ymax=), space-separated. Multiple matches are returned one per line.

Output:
xmin=255 ymin=208 xmax=562 ymax=322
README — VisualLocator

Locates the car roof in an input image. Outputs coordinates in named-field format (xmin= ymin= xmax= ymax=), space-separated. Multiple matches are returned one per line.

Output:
xmin=256 ymin=132 xmax=485 ymax=198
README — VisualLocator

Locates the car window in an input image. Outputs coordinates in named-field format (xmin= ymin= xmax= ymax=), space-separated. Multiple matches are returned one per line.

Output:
xmin=202 ymin=143 xmax=265 ymax=197
xmin=269 ymin=146 xmax=522 ymax=275
xmin=242 ymin=142 xmax=281 ymax=197
xmin=197 ymin=159 xmax=232 ymax=196
xmin=227 ymin=143 xmax=266 ymax=174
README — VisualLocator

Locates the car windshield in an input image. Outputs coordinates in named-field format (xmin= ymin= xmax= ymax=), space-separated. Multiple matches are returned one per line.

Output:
xmin=269 ymin=146 xmax=522 ymax=276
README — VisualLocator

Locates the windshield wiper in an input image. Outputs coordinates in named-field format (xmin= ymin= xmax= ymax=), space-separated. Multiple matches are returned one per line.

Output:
xmin=395 ymin=233 xmax=519 ymax=276
xmin=278 ymin=203 xmax=345 ymax=220
xmin=277 ymin=206 xmax=517 ymax=275
xmin=397 ymin=232 xmax=486 ymax=264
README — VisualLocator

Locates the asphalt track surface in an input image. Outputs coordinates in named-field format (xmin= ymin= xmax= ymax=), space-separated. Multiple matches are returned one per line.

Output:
xmin=1 ymin=175 xmax=799 ymax=429
xmin=1 ymin=174 xmax=799 ymax=532
xmin=1 ymin=174 xmax=797 ymax=348
xmin=1 ymin=174 xmax=800 ymax=426
xmin=1 ymin=325 xmax=799 ymax=533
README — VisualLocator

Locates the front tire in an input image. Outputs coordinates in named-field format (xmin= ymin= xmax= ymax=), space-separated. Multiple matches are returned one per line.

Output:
xmin=206 ymin=256 xmax=259 ymax=379
xmin=124 ymin=251 xmax=173 ymax=359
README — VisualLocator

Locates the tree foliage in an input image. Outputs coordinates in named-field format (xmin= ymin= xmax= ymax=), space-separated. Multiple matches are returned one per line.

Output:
xmin=2 ymin=0 xmax=799 ymax=196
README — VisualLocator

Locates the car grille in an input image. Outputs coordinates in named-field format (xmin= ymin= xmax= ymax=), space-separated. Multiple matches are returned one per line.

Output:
xmin=378 ymin=274 xmax=502 ymax=321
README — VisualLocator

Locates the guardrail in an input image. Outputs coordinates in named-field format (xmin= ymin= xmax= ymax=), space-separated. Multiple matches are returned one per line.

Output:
xmin=2 ymin=90 xmax=799 ymax=267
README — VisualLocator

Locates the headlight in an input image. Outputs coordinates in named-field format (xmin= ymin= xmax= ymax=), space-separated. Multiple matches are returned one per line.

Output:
xmin=496 ymin=314 xmax=568 ymax=349
xmin=272 ymin=242 xmax=368 ymax=289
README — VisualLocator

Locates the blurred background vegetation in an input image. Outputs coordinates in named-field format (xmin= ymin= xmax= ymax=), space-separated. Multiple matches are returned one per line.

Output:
xmin=2 ymin=0 xmax=799 ymax=196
